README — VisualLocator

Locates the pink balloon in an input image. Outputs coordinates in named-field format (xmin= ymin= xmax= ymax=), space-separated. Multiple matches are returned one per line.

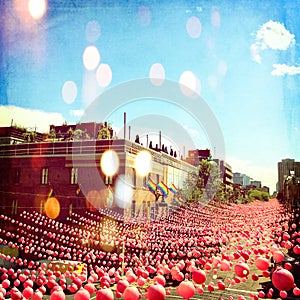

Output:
xmin=272 ymin=268 xmax=294 ymax=291
xmin=153 ymin=275 xmax=166 ymax=286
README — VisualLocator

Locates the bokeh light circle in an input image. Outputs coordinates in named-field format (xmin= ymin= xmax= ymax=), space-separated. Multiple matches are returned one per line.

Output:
xmin=82 ymin=46 xmax=100 ymax=71
xmin=149 ymin=63 xmax=165 ymax=86
xmin=134 ymin=150 xmax=152 ymax=176
xmin=96 ymin=64 xmax=113 ymax=88
xmin=114 ymin=175 xmax=133 ymax=209
xmin=86 ymin=20 xmax=101 ymax=43
xmin=179 ymin=70 xmax=201 ymax=97
xmin=186 ymin=16 xmax=202 ymax=39
xmin=62 ymin=81 xmax=77 ymax=104
xmin=100 ymin=150 xmax=119 ymax=176
xmin=28 ymin=0 xmax=47 ymax=20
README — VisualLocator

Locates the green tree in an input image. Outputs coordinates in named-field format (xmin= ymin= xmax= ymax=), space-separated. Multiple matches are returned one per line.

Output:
xmin=180 ymin=160 xmax=222 ymax=204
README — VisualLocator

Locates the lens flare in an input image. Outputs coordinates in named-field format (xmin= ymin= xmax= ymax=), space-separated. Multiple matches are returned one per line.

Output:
xmin=114 ymin=175 xmax=133 ymax=209
xmin=28 ymin=0 xmax=47 ymax=20
xmin=135 ymin=150 xmax=152 ymax=176
xmin=100 ymin=150 xmax=119 ymax=176
xmin=44 ymin=197 xmax=60 ymax=219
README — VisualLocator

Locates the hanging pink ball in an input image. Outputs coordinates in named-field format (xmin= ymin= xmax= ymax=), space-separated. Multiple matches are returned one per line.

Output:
xmin=22 ymin=287 xmax=34 ymax=299
xmin=116 ymin=279 xmax=130 ymax=294
xmin=192 ymin=269 xmax=206 ymax=284
xmin=176 ymin=280 xmax=195 ymax=299
xmin=84 ymin=283 xmax=96 ymax=295
xmin=273 ymin=251 xmax=285 ymax=263
xmin=153 ymin=275 xmax=166 ymax=286
xmin=255 ymin=257 xmax=269 ymax=271
xmin=234 ymin=262 xmax=250 ymax=278
xmin=220 ymin=260 xmax=231 ymax=271
xmin=123 ymin=286 xmax=141 ymax=300
xmin=96 ymin=288 xmax=114 ymax=300
xmin=146 ymin=283 xmax=166 ymax=300
xmin=31 ymin=291 xmax=43 ymax=300
xmin=272 ymin=268 xmax=294 ymax=291
xmin=74 ymin=289 xmax=90 ymax=300
xmin=50 ymin=290 xmax=66 ymax=300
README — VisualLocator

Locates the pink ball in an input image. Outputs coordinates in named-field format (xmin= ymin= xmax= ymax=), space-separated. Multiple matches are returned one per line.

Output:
xmin=116 ymin=279 xmax=129 ymax=294
xmin=74 ymin=289 xmax=90 ymax=300
xmin=234 ymin=262 xmax=250 ymax=278
xmin=96 ymin=288 xmax=114 ymax=300
xmin=273 ymin=250 xmax=285 ymax=263
xmin=176 ymin=280 xmax=195 ymax=299
xmin=84 ymin=283 xmax=96 ymax=295
xmin=22 ymin=287 xmax=34 ymax=299
xmin=153 ymin=275 xmax=166 ymax=286
xmin=272 ymin=268 xmax=294 ymax=291
xmin=123 ymin=286 xmax=141 ymax=300
xmin=255 ymin=257 xmax=269 ymax=271
xmin=147 ymin=283 xmax=166 ymax=300
xmin=32 ymin=291 xmax=43 ymax=300
xmin=50 ymin=290 xmax=65 ymax=300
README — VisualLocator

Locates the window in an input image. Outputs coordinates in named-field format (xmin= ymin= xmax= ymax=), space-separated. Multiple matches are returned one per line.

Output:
xmin=105 ymin=175 xmax=112 ymax=185
xmin=41 ymin=168 xmax=48 ymax=185
xmin=71 ymin=167 xmax=78 ymax=185
xmin=14 ymin=168 xmax=20 ymax=184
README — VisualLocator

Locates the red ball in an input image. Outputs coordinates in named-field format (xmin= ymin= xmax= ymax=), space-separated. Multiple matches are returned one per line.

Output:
xmin=147 ymin=283 xmax=166 ymax=300
xmin=272 ymin=268 xmax=294 ymax=291
xmin=255 ymin=257 xmax=269 ymax=271
xmin=273 ymin=251 xmax=284 ymax=263
xmin=192 ymin=269 xmax=206 ymax=284
xmin=234 ymin=262 xmax=250 ymax=278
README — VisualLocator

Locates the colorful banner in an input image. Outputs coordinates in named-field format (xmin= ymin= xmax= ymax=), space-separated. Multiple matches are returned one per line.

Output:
xmin=157 ymin=181 xmax=169 ymax=198
xmin=147 ymin=178 xmax=157 ymax=194
xmin=169 ymin=183 xmax=178 ymax=194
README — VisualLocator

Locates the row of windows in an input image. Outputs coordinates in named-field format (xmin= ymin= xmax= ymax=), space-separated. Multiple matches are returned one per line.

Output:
xmin=12 ymin=167 xmax=79 ymax=185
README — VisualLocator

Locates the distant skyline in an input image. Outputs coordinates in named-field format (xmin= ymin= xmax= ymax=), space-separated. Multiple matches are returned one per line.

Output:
xmin=1 ymin=0 xmax=300 ymax=192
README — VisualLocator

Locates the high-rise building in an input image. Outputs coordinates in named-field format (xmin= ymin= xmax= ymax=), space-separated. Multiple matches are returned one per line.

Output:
xmin=233 ymin=172 xmax=251 ymax=187
xmin=278 ymin=158 xmax=300 ymax=193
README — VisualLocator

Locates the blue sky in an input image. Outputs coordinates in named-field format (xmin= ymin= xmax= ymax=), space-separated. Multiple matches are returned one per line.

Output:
xmin=1 ymin=0 xmax=300 ymax=192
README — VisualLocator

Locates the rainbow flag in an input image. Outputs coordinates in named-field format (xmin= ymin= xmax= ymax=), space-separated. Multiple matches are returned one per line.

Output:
xmin=157 ymin=181 xmax=169 ymax=198
xmin=147 ymin=178 xmax=157 ymax=194
xmin=169 ymin=183 xmax=178 ymax=194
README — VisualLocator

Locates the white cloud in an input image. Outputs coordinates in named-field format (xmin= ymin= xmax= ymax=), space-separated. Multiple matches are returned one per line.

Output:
xmin=70 ymin=109 xmax=85 ymax=117
xmin=271 ymin=63 xmax=300 ymax=76
xmin=256 ymin=20 xmax=295 ymax=50
xmin=0 ymin=105 xmax=65 ymax=133
xmin=227 ymin=156 xmax=277 ymax=193
xmin=251 ymin=20 xmax=295 ymax=63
